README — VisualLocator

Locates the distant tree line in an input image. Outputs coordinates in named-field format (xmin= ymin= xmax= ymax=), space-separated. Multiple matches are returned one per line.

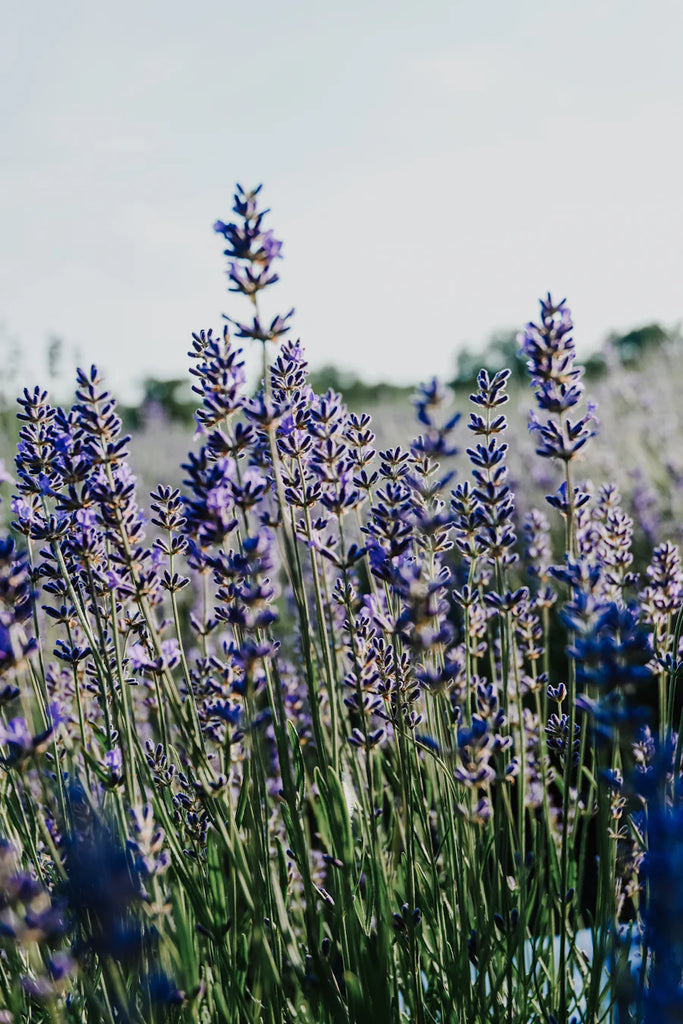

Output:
xmin=114 ymin=321 xmax=680 ymax=426
xmin=451 ymin=322 xmax=675 ymax=389
xmin=1 ymin=318 xmax=677 ymax=433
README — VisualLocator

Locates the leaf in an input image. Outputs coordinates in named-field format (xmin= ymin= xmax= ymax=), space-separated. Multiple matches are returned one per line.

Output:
xmin=287 ymin=719 xmax=306 ymax=809
xmin=314 ymin=766 xmax=354 ymax=867
xmin=235 ymin=758 xmax=251 ymax=828
xmin=275 ymin=834 xmax=289 ymax=897
xmin=206 ymin=832 xmax=228 ymax=930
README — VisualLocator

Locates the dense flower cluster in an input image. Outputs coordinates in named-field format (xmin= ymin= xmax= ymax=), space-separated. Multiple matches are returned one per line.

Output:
xmin=0 ymin=186 xmax=677 ymax=1023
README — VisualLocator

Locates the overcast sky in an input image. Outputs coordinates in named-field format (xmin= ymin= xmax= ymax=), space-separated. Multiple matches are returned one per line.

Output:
xmin=2 ymin=0 xmax=682 ymax=398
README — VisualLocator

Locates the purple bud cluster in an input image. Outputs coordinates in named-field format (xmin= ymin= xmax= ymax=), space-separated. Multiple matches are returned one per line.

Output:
xmin=464 ymin=368 xmax=517 ymax=567
xmin=519 ymin=295 xmax=598 ymax=464
xmin=0 ymin=536 xmax=35 ymax=690
xmin=214 ymin=184 xmax=293 ymax=345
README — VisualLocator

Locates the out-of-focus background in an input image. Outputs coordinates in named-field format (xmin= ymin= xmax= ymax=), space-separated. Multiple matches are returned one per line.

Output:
xmin=2 ymin=0 xmax=683 ymax=543
xmin=3 ymin=1 xmax=683 ymax=390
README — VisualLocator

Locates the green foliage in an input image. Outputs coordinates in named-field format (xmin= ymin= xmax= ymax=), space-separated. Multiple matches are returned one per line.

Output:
xmin=308 ymin=364 xmax=412 ymax=408
xmin=452 ymin=329 xmax=527 ymax=386
xmin=121 ymin=377 xmax=196 ymax=428
xmin=452 ymin=321 xmax=676 ymax=390
xmin=607 ymin=322 xmax=671 ymax=365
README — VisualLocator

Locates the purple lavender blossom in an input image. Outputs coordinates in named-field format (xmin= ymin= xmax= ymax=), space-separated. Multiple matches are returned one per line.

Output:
xmin=0 ymin=717 xmax=53 ymax=767
xmin=465 ymin=369 xmax=517 ymax=568
xmin=214 ymin=185 xmax=293 ymax=345
xmin=519 ymin=295 xmax=597 ymax=463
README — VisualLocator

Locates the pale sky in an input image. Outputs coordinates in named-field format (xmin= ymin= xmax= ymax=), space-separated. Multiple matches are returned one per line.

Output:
xmin=2 ymin=0 xmax=682 ymax=399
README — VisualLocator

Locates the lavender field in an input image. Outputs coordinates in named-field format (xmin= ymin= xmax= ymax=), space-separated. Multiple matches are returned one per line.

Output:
xmin=1 ymin=185 xmax=682 ymax=1023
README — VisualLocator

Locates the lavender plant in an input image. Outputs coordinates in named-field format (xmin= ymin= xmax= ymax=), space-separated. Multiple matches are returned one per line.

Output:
xmin=0 ymin=186 xmax=678 ymax=1023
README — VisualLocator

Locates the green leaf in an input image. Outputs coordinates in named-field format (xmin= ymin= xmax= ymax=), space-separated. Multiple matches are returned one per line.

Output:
xmin=287 ymin=719 xmax=306 ymax=809
xmin=235 ymin=758 xmax=251 ymax=828
xmin=281 ymin=801 xmax=297 ymax=853
xmin=207 ymin=832 xmax=228 ymax=930
xmin=170 ymin=885 xmax=200 ymax=990
xmin=315 ymin=766 xmax=354 ymax=867
xmin=276 ymin=834 xmax=289 ymax=897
